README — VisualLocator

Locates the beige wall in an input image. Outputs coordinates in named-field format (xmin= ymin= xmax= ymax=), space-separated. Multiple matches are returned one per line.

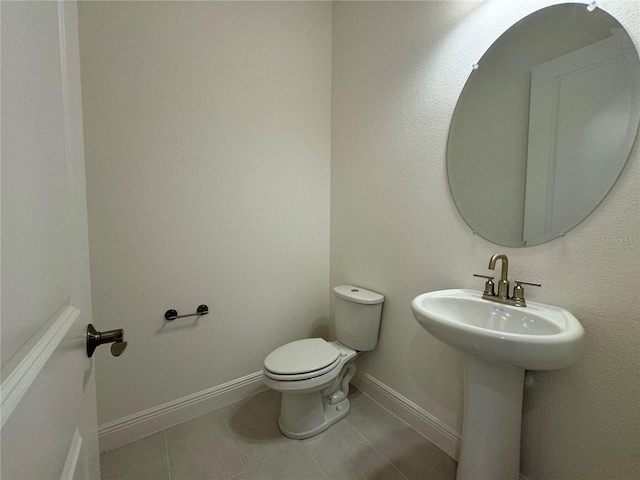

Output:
xmin=79 ymin=1 xmax=332 ymax=425
xmin=331 ymin=1 xmax=639 ymax=479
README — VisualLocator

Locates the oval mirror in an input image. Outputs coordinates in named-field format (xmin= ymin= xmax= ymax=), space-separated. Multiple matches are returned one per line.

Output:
xmin=447 ymin=3 xmax=640 ymax=247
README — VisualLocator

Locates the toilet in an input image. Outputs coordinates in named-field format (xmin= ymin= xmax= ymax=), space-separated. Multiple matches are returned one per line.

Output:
xmin=262 ymin=285 xmax=384 ymax=439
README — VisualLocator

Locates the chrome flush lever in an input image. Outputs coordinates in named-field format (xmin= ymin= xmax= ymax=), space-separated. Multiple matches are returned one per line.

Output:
xmin=86 ymin=324 xmax=128 ymax=358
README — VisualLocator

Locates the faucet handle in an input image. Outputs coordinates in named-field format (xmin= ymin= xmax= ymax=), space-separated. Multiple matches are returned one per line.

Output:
xmin=512 ymin=280 xmax=541 ymax=306
xmin=473 ymin=274 xmax=495 ymax=297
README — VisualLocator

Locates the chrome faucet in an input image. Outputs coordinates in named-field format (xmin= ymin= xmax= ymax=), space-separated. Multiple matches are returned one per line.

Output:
xmin=474 ymin=254 xmax=541 ymax=307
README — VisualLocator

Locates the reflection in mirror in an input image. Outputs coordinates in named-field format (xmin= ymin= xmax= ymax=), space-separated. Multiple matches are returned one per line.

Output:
xmin=447 ymin=4 xmax=640 ymax=247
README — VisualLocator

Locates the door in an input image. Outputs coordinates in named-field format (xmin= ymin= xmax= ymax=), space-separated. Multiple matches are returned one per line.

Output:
xmin=523 ymin=28 xmax=640 ymax=244
xmin=1 ymin=2 xmax=100 ymax=478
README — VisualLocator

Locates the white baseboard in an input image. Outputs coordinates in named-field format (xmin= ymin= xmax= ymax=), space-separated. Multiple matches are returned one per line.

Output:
xmin=352 ymin=371 xmax=462 ymax=460
xmin=98 ymin=371 xmax=266 ymax=452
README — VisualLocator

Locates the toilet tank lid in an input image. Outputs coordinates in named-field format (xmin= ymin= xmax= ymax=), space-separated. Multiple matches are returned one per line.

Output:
xmin=333 ymin=285 xmax=384 ymax=305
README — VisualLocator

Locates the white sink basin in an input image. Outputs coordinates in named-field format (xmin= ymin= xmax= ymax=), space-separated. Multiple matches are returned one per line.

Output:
xmin=411 ymin=289 xmax=585 ymax=370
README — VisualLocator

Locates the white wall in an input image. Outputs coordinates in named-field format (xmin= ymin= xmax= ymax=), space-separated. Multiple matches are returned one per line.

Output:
xmin=331 ymin=1 xmax=639 ymax=479
xmin=78 ymin=1 xmax=332 ymax=425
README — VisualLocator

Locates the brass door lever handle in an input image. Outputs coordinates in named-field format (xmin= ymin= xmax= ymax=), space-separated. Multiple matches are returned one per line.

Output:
xmin=86 ymin=324 xmax=127 ymax=358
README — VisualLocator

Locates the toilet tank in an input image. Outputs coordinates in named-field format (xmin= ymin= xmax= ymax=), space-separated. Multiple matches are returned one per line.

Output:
xmin=333 ymin=285 xmax=384 ymax=351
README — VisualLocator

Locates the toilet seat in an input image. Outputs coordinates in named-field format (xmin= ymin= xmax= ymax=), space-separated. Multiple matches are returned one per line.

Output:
xmin=264 ymin=338 xmax=341 ymax=381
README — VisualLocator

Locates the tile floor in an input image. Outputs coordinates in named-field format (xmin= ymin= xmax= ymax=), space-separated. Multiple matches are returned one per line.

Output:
xmin=100 ymin=387 xmax=457 ymax=480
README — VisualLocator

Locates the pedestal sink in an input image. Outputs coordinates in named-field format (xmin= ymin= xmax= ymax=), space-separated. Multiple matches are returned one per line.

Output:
xmin=411 ymin=289 xmax=584 ymax=480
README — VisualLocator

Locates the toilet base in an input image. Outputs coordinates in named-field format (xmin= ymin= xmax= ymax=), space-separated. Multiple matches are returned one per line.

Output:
xmin=278 ymin=392 xmax=351 ymax=440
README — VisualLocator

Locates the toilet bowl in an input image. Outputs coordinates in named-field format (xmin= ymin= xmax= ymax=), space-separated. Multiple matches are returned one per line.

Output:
xmin=262 ymin=285 xmax=384 ymax=439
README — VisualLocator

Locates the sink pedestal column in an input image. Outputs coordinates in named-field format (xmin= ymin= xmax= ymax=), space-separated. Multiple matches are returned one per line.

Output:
xmin=456 ymin=354 xmax=525 ymax=480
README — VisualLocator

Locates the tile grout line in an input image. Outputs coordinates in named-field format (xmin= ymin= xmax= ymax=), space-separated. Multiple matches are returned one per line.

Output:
xmin=219 ymin=403 xmax=249 ymax=478
xmin=244 ymin=441 xmax=297 ymax=473
xmin=345 ymin=417 xmax=410 ymax=480
xmin=163 ymin=429 xmax=172 ymax=480
xmin=360 ymin=391 xmax=453 ymax=466
xmin=217 ymin=391 xmax=303 ymax=477
xmin=301 ymin=442 xmax=331 ymax=480
xmin=297 ymin=393 xmax=410 ymax=480
xmin=299 ymin=390 xmax=405 ymax=480
xmin=349 ymin=391 xmax=373 ymax=413
xmin=235 ymin=390 xmax=298 ymax=473
xmin=228 ymin=438 xmax=248 ymax=478
xmin=347 ymin=395 xmax=457 ymax=476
